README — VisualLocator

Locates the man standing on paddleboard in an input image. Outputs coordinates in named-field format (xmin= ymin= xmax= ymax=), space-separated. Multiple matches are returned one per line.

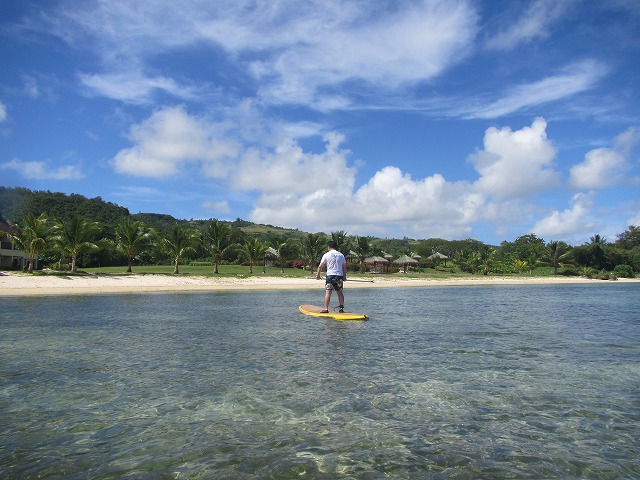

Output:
xmin=316 ymin=241 xmax=347 ymax=313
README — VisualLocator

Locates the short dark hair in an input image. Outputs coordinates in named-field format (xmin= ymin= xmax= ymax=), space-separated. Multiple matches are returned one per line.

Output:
xmin=327 ymin=241 xmax=338 ymax=249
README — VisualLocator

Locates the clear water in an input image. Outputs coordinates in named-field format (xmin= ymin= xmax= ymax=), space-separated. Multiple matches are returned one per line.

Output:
xmin=1 ymin=283 xmax=639 ymax=479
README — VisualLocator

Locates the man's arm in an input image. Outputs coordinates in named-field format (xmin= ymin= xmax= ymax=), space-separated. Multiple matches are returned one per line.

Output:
xmin=316 ymin=261 xmax=325 ymax=279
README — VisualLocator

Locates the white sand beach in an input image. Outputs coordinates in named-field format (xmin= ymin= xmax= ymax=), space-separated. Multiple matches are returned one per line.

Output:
xmin=1 ymin=271 xmax=637 ymax=296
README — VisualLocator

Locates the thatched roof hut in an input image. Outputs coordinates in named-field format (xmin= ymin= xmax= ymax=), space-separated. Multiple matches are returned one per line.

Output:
xmin=393 ymin=254 xmax=418 ymax=273
xmin=364 ymin=255 xmax=389 ymax=273
xmin=365 ymin=256 xmax=389 ymax=264
xmin=427 ymin=251 xmax=449 ymax=266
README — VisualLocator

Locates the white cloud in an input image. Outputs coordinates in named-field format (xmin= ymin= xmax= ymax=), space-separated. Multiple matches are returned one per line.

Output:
xmin=484 ymin=0 xmax=574 ymax=50
xmin=2 ymin=159 xmax=83 ymax=180
xmin=469 ymin=117 xmax=560 ymax=199
xmin=22 ymin=75 xmax=39 ymax=99
xmin=85 ymin=130 xmax=99 ymax=141
xmin=41 ymin=1 xmax=202 ymax=60
xmin=201 ymin=200 xmax=231 ymax=214
xmin=569 ymin=126 xmax=640 ymax=189
xmin=355 ymin=167 xmax=485 ymax=234
xmin=247 ymin=1 xmax=479 ymax=107
xmin=111 ymin=105 xmax=349 ymax=190
xmin=111 ymin=107 xmax=630 ymax=242
xmin=568 ymin=148 xmax=626 ymax=189
xmin=233 ymin=132 xmax=355 ymax=194
xmin=112 ymin=186 xmax=164 ymax=199
xmin=466 ymin=60 xmax=608 ymax=119
xmin=613 ymin=125 xmax=640 ymax=155
xmin=282 ymin=121 xmax=326 ymax=139
xmin=0 ymin=101 xmax=6 ymax=122
xmin=250 ymin=165 xmax=486 ymax=239
xmin=112 ymin=106 xmax=240 ymax=177
xmin=39 ymin=0 xmax=479 ymax=110
xmin=79 ymin=72 xmax=197 ymax=104
xmin=531 ymin=192 xmax=594 ymax=238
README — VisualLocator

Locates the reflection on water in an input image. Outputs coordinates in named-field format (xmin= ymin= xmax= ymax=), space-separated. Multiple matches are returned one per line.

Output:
xmin=1 ymin=284 xmax=639 ymax=478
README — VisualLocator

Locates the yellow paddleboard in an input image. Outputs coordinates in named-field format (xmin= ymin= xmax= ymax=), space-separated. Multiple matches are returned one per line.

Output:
xmin=299 ymin=304 xmax=369 ymax=321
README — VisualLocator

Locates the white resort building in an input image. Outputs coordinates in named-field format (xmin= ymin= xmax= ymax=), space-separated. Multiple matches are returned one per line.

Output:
xmin=0 ymin=218 xmax=30 ymax=270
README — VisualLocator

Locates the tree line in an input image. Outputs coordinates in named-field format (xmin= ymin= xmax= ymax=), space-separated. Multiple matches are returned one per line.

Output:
xmin=1 ymin=187 xmax=638 ymax=277
xmin=415 ymin=232 xmax=639 ymax=278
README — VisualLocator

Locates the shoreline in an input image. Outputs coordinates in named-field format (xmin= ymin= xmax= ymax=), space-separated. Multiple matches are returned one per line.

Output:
xmin=1 ymin=272 xmax=638 ymax=297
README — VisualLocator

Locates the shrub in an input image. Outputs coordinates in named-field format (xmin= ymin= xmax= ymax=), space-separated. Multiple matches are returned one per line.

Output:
xmin=559 ymin=267 xmax=579 ymax=276
xmin=613 ymin=264 xmax=634 ymax=278
xmin=579 ymin=266 xmax=596 ymax=278
xmin=49 ymin=262 xmax=70 ymax=271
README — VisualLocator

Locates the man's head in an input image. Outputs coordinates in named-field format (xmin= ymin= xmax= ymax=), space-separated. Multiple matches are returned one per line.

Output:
xmin=327 ymin=241 xmax=338 ymax=250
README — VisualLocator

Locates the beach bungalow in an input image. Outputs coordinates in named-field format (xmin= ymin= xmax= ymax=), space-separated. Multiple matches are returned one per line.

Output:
xmin=0 ymin=218 xmax=30 ymax=270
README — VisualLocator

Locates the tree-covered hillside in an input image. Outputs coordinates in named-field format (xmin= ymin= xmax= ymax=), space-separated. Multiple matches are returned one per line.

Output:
xmin=0 ymin=186 xmax=129 ymax=225
xmin=1 ymin=186 xmax=638 ymax=276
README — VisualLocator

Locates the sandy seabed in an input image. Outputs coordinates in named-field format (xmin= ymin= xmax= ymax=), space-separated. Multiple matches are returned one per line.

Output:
xmin=1 ymin=271 xmax=638 ymax=297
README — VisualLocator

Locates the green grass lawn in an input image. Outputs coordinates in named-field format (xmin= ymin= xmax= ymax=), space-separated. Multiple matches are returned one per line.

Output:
xmin=82 ymin=264 xmax=312 ymax=278
xmin=75 ymin=264 xmax=564 ymax=279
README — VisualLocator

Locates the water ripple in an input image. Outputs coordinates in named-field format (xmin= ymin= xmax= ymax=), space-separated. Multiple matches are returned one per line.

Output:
xmin=1 ymin=284 xmax=639 ymax=478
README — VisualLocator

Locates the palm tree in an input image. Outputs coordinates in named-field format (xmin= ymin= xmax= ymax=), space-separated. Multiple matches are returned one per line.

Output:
xmin=10 ymin=212 xmax=49 ymax=273
xmin=163 ymin=223 xmax=198 ymax=274
xmin=480 ymin=247 xmax=496 ymax=275
xmin=586 ymin=234 xmax=608 ymax=270
xmin=273 ymin=238 xmax=298 ymax=274
xmin=544 ymin=240 xmax=574 ymax=274
xmin=461 ymin=251 xmax=482 ymax=274
xmin=301 ymin=233 xmax=326 ymax=273
xmin=239 ymin=238 xmax=268 ymax=274
xmin=331 ymin=230 xmax=351 ymax=255
xmin=579 ymin=265 xmax=596 ymax=278
xmin=114 ymin=218 xmax=152 ymax=273
xmin=51 ymin=215 xmax=101 ymax=273
xmin=526 ymin=252 xmax=541 ymax=275
xmin=351 ymin=236 xmax=372 ymax=273
xmin=512 ymin=258 xmax=528 ymax=274
xmin=204 ymin=220 xmax=234 ymax=274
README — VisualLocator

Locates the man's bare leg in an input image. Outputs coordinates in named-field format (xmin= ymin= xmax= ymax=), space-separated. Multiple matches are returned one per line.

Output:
xmin=337 ymin=290 xmax=345 ymax=310
xmin=324 ymin=289 xmax=332 ymax=310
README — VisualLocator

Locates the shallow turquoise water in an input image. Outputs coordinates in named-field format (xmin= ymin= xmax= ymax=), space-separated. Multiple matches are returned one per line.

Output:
xmin=1 ymin=283 xmax=639 ymax=479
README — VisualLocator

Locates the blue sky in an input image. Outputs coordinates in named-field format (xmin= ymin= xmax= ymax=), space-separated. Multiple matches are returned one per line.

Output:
xmin=1 ymin=0 xmax=639 ymax=245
